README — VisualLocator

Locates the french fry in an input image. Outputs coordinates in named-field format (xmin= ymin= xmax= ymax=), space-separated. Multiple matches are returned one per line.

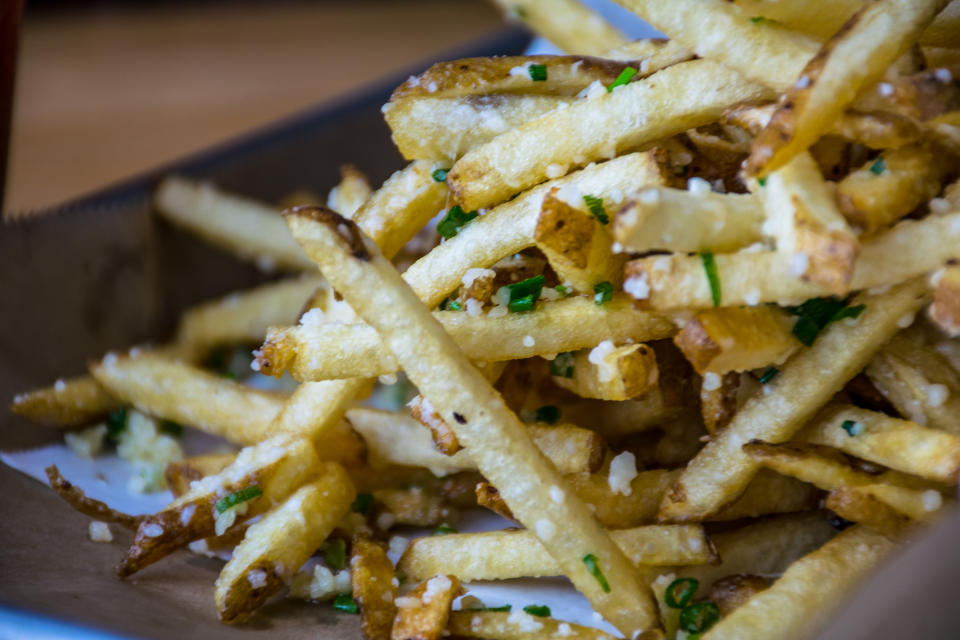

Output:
xmin=604 ymin=37 xmax=694 ymax=68
xmin=327 ymin=164 xmax=372 ymax=217
xmin=702 ymin=526 xmax=895 ymax=640
xmin=743 ymin=440 xmax=910 ymax=490
xmin=398 ymin=525 xmax=714 ymax=582
xmin=761 ymin=151 xmax=860 ymax=294
xmin=374 ymin=488 xmax=452 ymax=527
xmin=117 ymin=434 xmax=317 ymax=577
xmin=10 ymin=375 xmax=120 ymax=428
xmin=447 ymin=60 xmax=770 ymax=212
xmin=351 ymin=536 xmax=399 ymax=640
xmin=90 ymin=352 xmax=284 ymax=446
xmin=824 ymin=486 xmax=913 ymax=537
xmin=614 ymin=0 xmax=818 ymax=91
xmin=348 ymin=408 xmax=604 ymax=476
xmin=46 ymin=465 xmax=141 ymax=530
xmin=408 ymin=152 xmax=667 ymax=308
xmin=490 ymin=0 xmax=628 ymax=56
xmin=165 ymin=453 xmax=236 ymax=498
xmin=448 ymin=610 xmax=618 ymax=640
xmin=409 ymin=394 xmax=462 ymax=455
xmin=928 ymin=110 xmax=960 ymax=155
xmin=552 ymin=342 xmax=659 ymax=401
xmin=710 ymin=574 xmax=772 ymax=617
xmin=801 ymin=405 xmax=960 ymax=482
xmin=746 ymin=0 xmax=949 ymax=176
xmin=624 ymin=211 xmax=960 ymax=309
xmin=700 ymin=371 xmax=740 ymax=435
xmin=835 ymin=145 xmax=947 ymax=235
xmin=214 ymin=462 xmax=354 ymax=623
xmin=613 ymin=187 xmax=765 ymax=254
xmin=929 ymin=263 xmax=960 ymax=336
xmin=659 ymin=280 xmax=929 ymax=522
xmin=256 ymin=296 xmax=674 ymax=381
xmin=392 ymin=575 xmax=462 ymax=640
xmin=534 ymin=186 xmax=624 ymax=293
xmin=153 ymin=176 xmax=315 ymax=271
xmin=866 ymin=327 xmax=960 ymax=434
xmin=285 ymin=208 xmax=660 ymax=636
xmin=386 ymin=94 xmax=574 ymax=162
xmin=844 ymin=482 xmax=945 ymax=522
xmin=673 ymin=307 xmax=799 ymax=375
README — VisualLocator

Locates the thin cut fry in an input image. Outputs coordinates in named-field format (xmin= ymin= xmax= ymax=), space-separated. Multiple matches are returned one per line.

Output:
xmin=448 ymin=610 xmax=617 ymax=640
xmin=46 ymin=465 xmax=141 ymax=530
xmin=285 ymin=207 xmax=660 ymax=636
xmin=825 ymin=486 xmax=913 ymax=538
xmin=490 ymin=0 xmax=628 ymax=56
xmin=327 ymin=164 xmax=372 ymax=217
xmin=659 ymin=280 xmax=928 ymax=521
xmin=930 ymin=264 xmax=960 ymax=336
xmin=703 ymin=526 xmax=894 ymax=640
xmin=351 ymin=536 xmax=399 ymax=640
xmin=700 ymin=371 xmax=740 ymax=435
xmin=552 ymin=342 xmax=659 ymax=401
xmin=392 ymin=575 xmax=462 ymax=640
xmin=10 ymin=375 xmax=120 ymax=428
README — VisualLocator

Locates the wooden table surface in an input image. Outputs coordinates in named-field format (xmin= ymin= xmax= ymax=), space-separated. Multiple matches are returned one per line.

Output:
xmin=5 ymin=1 xmax=503 ymax=217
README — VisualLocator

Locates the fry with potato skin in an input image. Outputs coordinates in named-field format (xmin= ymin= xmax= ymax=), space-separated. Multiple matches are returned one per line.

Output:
xmin=659 ymin=280 xmax=929 ymax=522
xmin=46 ymin=465 xmax=141 ymax=530
xmin=351 ymin=536 xmax=399 ymax=640
xmin=824 ymin=487 xmax=914 ymax=538
xmin=447 ymin=610 xmax=618 ymax=640
xmin=392 ymin=575 xmax=462 ymax=640
xmin=327 ymin=164 xmax=372 ymax=217
xmin=929 ymin=263 xmax=960 ymax=336
xmin=284 ymin=206 xmax=660 ymax=636
xmin=214 ymin=463 xmax=355 ymax=623
xmin=552 ymin=342 xmax=659 ymax=401
xmin=489 ymin=0 xmax=628 ymax=56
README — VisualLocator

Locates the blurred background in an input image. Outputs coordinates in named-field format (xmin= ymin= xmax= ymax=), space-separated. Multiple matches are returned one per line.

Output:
xmin=4 ymin=1 xmax=507 ymax=216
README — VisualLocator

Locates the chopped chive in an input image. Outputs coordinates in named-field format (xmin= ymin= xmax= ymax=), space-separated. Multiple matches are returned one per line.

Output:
xmin=323 ymin=538 xmax=347 ymax=571
xmin=757 ymin=176 xmax=767 ymax=187
xmin=466 ymin=604 xmax=512 ymax=612
xmin=523 ymin=605 xmax=551 ymax=617
xmin=554 ymin=284 xmax=571 ymax=296
xmin=215 ymin=485 xmax=262 ymax=514
xmin=679 ymin=602 xmax=720 ymax=634
xmin=159 ymin=419 xmax=183 ymax=437
xmin=582 ymin=194 xmax=609 ymax=224
xmin=583 ymin=553 xmax=611 ymax=593
xmin=105 ymin=407 xmax=128 ymax=445
xmin=841 ymin=419 xmax=863 ymax=436
xmin=507 ymin=275 xmax=545 ymax=312
xmin=528 ymin=64 xmax=547 ymax=82
xmin=593 ymin=281 xmax=614 ymax=305
xmin=607 ymin=66 xmax=638 ymax=92
xmin=665 ymin=577 xmax=699 ymax=609
xmin=786 ymin=297 xmax=866 ymax=346
xmin=749 ymin=15 xmax=767 ymax=23
xmin=432 ymin=168 xmax=449 ymax=182
xmin=869 ymin=157 xmax=887 ymax=175
xmin=508 ymin=294 xmax=537 ymax=313
xmin=333 ymin=593 xmax=358 ymax=614
xmin=351 ymin=493 xmax=373 ymax=514
xmin=701 ymin=253 xmax=722 ymax=307
xmin=758 ymin=367 xmax=779 ymax=384
xmin=437 ymin=205 xmax=478 ymax=239
xmin=549 ymin=352 xmax=575 ymax=378
xmin=432 ymin=523 xmax=458 ymax=536
xmin=222 ymin=371 xmax=237 ymax=380
xmin=447 ymin=299 xmax=462 ymax=311
xmin=534 ymin=405 xmax=560 ymax=424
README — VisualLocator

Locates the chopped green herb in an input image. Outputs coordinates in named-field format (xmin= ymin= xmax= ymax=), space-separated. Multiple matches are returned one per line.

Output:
xmin=159 ymin=419 xmax=183 ymax=437
xmin=757 ymin=176 xmax=767 ymax=187
xmin=447 ymin=300 xmax=462 ymax=311
xmin=528 ymin=64 xmax=548 ymax=82
xmin=679 ymin=602 xmax=720 ymax=634
xmin=432 ymin=523 xmax=458 ymax=536
xmin=105 ymin=407 xmax=128 ymax=445
xmin=506 ymin=275 xmax=545 ymax=312
xmin=665 ymin=577 xmax=699 ymax=609
xmin=758 ymin=367 xmax=779 ymax=384
xmin=549 ymin=352 xmax=575 ymax=378
xmin=508 ymin=294 xmax=537 ymax=313
xmin=514 ymin=6 xmax=528 ymax=19
xmin=593 ymin=281 xmax=614 ymax=305
xmin=582 ymin=553 xmax=611 ymax=593
xmin=870 ymin=157 xmax=887 ymax=175
xmin=215 ymin=485 xmax=262 ymax=514
xmin=582 ymin=194 xmax=609 ymax=224
xmin=523 ymin=605 xmax=551 ymax=617
xmin=554 ymin=284 xmax=571 ymax=296
xmin=323 ymin=538 xmax=347 ymax=571
xmin=222 ymin=371 xmax=237 ymax=380
xmin=437 ymin=205 xmax=478 ymax=239
xmin=465 ymin=604 xmax=512 ymax=612
xmin=534 ymin=405 xmax=560 ymax=424
xmin=749 ymin=15 xmax=767 ymax=23
xmin=333 ymin=593 xmax=358 ymax=614
xmin=701 ymin=253 xmax=722 ymax=307
xmin=786 ymin=297 xmax=866 ymax=346
xmin=351 ymin=493 xmax=373 ymax=514
xmin=841 ymin=419 xmax=863 ymax=436
xmin=432 ymin=168 xmax=449 ymax=182
xmin=608 ymin=66 xmax=638 ymax=92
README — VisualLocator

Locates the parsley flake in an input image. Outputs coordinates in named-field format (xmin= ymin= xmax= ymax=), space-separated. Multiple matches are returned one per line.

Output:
xmin=593 ymin=281 xmax=614 ymax=305
xmin=582 ymin=194 xmax=609 ymax=224
xmin=608 ymin=67 xmax=638 ymax=92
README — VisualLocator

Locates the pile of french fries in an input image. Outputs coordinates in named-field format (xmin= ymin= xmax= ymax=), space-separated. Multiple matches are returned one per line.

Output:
xmin=10 ymin=0 xmax=960 ymax=637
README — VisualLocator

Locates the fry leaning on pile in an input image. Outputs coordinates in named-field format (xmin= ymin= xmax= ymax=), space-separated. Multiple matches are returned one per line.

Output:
xmin=9 ymin=0 xmax=960 ymax=638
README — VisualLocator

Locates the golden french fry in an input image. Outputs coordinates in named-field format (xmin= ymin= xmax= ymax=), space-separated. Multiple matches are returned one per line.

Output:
xmin=552 ymin=342 xmax=659 ymax=401
xmin=327 ymin=164 xmax=372 ymax=217
xmin=374 ymin=487 xmax=452 ymax=527
xmin=604 ymin=37 xmax=694 ymax=67
xmin=710 ymin=574 xmax=772 ymax=617
xmin=930 ymin=263 xmax=960 ymax=336
xmin=398 ymin=525 xmax=714 ymax=582
xmin=409 ymin=394 xmax=462 ymax=455
xmin=46 ymin=465 xmax=141 ymax=530
xmin=448 ymin=610 xmax=618 ymax=640
xmin=673 ymin=306 xmax=799 ymax=375
xmin=351 ymin=536 xmax=399 ymax=640
xmin=624 ymin=211 xmax=960 ymax=309
xmin=700 ymin=371 xmax=740 ymax=435
xmin=165 ymin=453 xmax=236 ymax=498
xmin=392 ymin=575 xmax=462 ymax=640
xmin=703 ymin=527 xmax=895 ymax=640
xmin=154 ymin=176 xmax=315 ymax=271
xmin=746 ymin=0 xmax=949 ymax=176
xmin=490 ymin=0 xmax=628 ymax=56
xmin=285 ymin=207 xmax=660 ymax=636
xmin=825 ymin=486 xmax=914 ymax=538
xmin=659 ymin=280 xmax=929 ymax=522
xmin=10 ymin=375 xmax=120 ymax=428
xmin=447 ymin=60 xmax=770 ymax=212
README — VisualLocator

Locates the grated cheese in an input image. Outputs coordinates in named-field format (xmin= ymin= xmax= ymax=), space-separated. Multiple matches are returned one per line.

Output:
xmin=88 ymin=521 xmax=112 ymax=543
xmin=608 ymin=451 xmax=637 ymax=496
